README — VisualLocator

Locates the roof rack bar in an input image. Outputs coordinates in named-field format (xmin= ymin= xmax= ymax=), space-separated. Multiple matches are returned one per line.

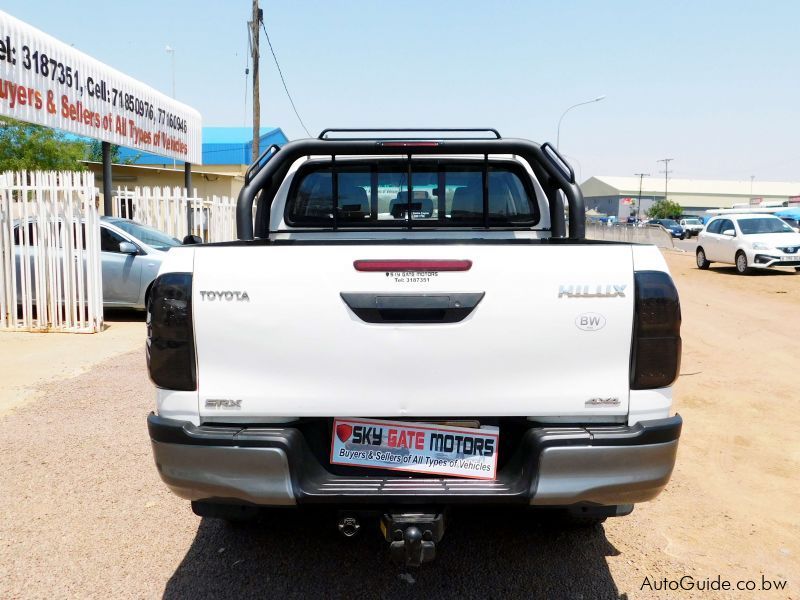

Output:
xmin=318 ymin=128 xmax=501 ymax=140
xmin=244 ymin=144 xmax=281 ymax=185
xmin=540 ymin=142 xmax=575 ymax=184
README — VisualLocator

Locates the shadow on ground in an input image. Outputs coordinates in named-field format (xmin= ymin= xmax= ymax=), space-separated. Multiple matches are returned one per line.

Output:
xmin=104 ymin=307 xmax=147 ymax=322
xmin=163 ymin=508 xmax=624 ymax=599
xmin=705 ymin=266 xmax=797 ymax=277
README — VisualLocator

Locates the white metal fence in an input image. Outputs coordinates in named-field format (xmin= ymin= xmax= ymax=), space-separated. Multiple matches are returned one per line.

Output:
xmin=0 ymin=171 xmax=103 ymax=333
xmin=586 ymin=223 xmax=675 ymax=249
xmin=112 ymin=187 xmax=237 ymax=243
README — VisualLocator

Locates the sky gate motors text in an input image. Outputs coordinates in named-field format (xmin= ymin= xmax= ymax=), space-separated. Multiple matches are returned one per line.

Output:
xmin=350 ymin=424 xmax=495 ymax=457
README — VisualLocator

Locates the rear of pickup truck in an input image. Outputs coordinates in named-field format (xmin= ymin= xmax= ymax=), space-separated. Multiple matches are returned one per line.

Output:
xmin=145 ymin=131 xmax=682 ymax=565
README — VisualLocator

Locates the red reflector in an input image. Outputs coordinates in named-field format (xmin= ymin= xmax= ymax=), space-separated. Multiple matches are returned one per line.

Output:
xmin=379 ymin=141 xmax=440 ymax=148
xmin=354 ymin=259 xmax=472 ymax=272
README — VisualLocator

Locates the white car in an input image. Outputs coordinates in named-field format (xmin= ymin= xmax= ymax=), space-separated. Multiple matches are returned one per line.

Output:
xmin=679 ymin=218 xmax=703 ymax=237
xmin=696 ymin=214 xmax=800 ymax=274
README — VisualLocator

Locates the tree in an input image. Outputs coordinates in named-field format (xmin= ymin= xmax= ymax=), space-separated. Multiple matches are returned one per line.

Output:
xmin=647 ymin=199 xmax=683 ymax=219
xmin=86 ymin=139 xmax=141 ymax=165
xmin=86 ymin=139 xmax=119 ymax=163
xmin=0 ymin=117 xmax=87 ymax=171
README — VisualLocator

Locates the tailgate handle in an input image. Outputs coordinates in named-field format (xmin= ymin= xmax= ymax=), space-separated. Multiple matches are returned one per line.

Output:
xmin=340 ymin=292 xmax=485 ymax=324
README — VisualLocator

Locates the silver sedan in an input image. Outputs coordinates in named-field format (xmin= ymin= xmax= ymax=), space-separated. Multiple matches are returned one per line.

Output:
xmin=13 ymin=217 xmax=185 ymax=309
xmin=97 ymin=217 xmax=183 ymax=308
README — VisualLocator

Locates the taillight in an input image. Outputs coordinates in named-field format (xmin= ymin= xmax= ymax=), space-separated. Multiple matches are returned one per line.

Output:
xmin=631 ymin=271 xmax=682 ymax=389
xmin=146 ymin=273 xmax=196 ymax=391
xmin=354 ymin=259 xmax=472 ymax=272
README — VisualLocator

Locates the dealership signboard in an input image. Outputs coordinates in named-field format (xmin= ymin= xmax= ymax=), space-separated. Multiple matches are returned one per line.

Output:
xmin=0 ymin=10 xmax=201 ymax=163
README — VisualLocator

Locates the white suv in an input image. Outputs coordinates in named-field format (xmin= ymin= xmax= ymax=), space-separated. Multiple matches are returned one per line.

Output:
xmin=696 ymin=214 xmax=800 ymax=274
xmin=679 ymin=218 xmax=703 ymax=238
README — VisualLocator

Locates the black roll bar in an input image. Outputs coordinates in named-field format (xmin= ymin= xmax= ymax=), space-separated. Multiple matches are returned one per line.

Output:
xmin=318 ymin=128 xmax=502 ymax=140
xmin=236 ymin=137 xmax=584 ymax=240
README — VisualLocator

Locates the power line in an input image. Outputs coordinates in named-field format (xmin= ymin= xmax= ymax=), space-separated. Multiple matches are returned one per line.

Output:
xmin=260 ymin=20 xmax=312 ymax=137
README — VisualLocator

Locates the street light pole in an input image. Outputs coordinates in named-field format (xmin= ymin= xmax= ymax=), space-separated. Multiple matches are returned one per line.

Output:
xmin=657 ymin=158 xmax=674 ymax=202
xmin=556 ymin=95 xmax=606 ymax=150
xmin=165 ymin=45 xmax=176 ymax=169
xmin=165 ymin=45 xmax=175 ymax=98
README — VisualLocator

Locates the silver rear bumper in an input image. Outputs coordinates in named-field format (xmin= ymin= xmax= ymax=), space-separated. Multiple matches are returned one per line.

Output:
xmin=148 ymin=414 xmax=681 ymax=507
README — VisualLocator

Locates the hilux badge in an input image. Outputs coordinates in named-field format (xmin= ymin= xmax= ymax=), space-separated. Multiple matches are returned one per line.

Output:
xmin=558 ymin=284 xmax=626 ymax=298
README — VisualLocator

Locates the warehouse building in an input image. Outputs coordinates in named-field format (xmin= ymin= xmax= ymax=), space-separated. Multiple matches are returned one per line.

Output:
xmin=581 ymin=176 xmax=800 ymax=219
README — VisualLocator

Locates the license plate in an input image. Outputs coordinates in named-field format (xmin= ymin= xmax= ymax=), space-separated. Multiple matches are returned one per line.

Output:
xmin=782 ymin=256 xmax=798 ymax=262
xmin=330 ymin=418 xmax=499 ymax=480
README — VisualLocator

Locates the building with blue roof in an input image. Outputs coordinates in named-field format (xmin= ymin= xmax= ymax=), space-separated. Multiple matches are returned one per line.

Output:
xmin=117 ymin=126 xmax=288 ymax=166
xmin=85 ymin=126 xmax=289 ymax=202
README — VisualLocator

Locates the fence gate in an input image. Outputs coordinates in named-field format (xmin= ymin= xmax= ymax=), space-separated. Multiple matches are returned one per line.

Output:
xmin=0 ymin=171 xmax=103 ymax=333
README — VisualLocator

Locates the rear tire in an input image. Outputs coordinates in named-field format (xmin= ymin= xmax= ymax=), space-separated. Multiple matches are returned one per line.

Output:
xmin=795 ymin=267 xmax=800 ymax=273
xmin=735 ymin=251 xmax=751 ymax=275
xmin=696 ymin=247 xmax=711 ymax=269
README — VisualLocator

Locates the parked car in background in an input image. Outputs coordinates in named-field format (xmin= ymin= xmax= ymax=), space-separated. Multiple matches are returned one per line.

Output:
xmin=13 ymin=216 xmax=182 ymax=308
xmin=679 ymin=217 xmax=704 ymax=237
xmin=696 ymin=214 xmax=800 ymax=274
xmin=99 ymin=217 xmax=183 ymax=308
xmin=648 ymin=218 xmax=686 ymax=239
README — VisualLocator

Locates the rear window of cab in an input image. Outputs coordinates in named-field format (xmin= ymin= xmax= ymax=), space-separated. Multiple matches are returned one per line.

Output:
xmin=284 ymin=160 xmax=540 ymax=228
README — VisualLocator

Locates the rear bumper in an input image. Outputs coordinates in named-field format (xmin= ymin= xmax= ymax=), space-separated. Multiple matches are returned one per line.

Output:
xmin=147 ymin=413 xmax=681 ymax=507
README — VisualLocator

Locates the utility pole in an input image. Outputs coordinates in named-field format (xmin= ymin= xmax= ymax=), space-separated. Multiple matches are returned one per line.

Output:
xmin=657 ymin=158 xmax=674 ymax=202
xmin=250 ymin=0 xmax=261 ymax=162
xmin=634 ymin=173 xmax=649 ymax=217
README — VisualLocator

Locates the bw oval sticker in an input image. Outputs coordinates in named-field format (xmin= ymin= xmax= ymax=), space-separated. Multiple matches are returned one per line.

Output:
xmin=575 ymin=312 xmax=606 ymax=331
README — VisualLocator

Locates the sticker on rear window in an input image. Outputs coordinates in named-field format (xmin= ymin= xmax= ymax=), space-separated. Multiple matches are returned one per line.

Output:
xmin=330 ymin=418 xmax=499 ymax=480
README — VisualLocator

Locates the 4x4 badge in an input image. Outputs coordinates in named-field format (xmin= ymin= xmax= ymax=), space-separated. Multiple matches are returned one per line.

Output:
xmin=585 ymin=397 xmax=620 ymax=407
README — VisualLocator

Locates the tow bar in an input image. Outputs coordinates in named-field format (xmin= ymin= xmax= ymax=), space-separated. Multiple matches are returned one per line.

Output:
xmin=380 ymin=512 xmax=445 ymax=567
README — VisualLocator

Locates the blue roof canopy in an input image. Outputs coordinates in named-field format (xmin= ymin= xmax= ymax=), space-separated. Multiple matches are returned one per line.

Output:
xmin=117 ymin=126 xmax=289 ymax=165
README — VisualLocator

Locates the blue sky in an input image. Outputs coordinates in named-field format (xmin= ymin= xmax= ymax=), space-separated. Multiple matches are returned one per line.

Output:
xmin=4 ymin=1 xmax=799 ymax=182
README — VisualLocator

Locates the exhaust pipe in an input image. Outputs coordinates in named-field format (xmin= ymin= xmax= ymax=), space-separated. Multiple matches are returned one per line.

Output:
xmin=337 ymin=515 xmax=361 ymax=538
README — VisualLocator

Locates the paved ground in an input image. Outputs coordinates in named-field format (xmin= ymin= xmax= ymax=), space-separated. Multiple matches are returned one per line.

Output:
xmin=0 ymin=252 xmax=797 ymax=599
xmin=673 ymin=237 xmax=699 ymax=253
xmin=0 ymin=309 xmax=146 ymax=415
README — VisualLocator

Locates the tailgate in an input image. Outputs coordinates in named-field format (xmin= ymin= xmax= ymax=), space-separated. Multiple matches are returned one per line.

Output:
xmin=192 ymin=244 xmax=634 ymax=419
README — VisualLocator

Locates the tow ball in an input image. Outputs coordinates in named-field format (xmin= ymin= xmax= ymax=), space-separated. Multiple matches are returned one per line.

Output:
xmin=380 ymin=512 xmax=445 ymax=567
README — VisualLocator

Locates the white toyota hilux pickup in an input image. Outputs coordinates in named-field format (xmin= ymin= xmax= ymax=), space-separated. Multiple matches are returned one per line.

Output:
xmin=146 ymin=129 xmax=682 ymax=566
